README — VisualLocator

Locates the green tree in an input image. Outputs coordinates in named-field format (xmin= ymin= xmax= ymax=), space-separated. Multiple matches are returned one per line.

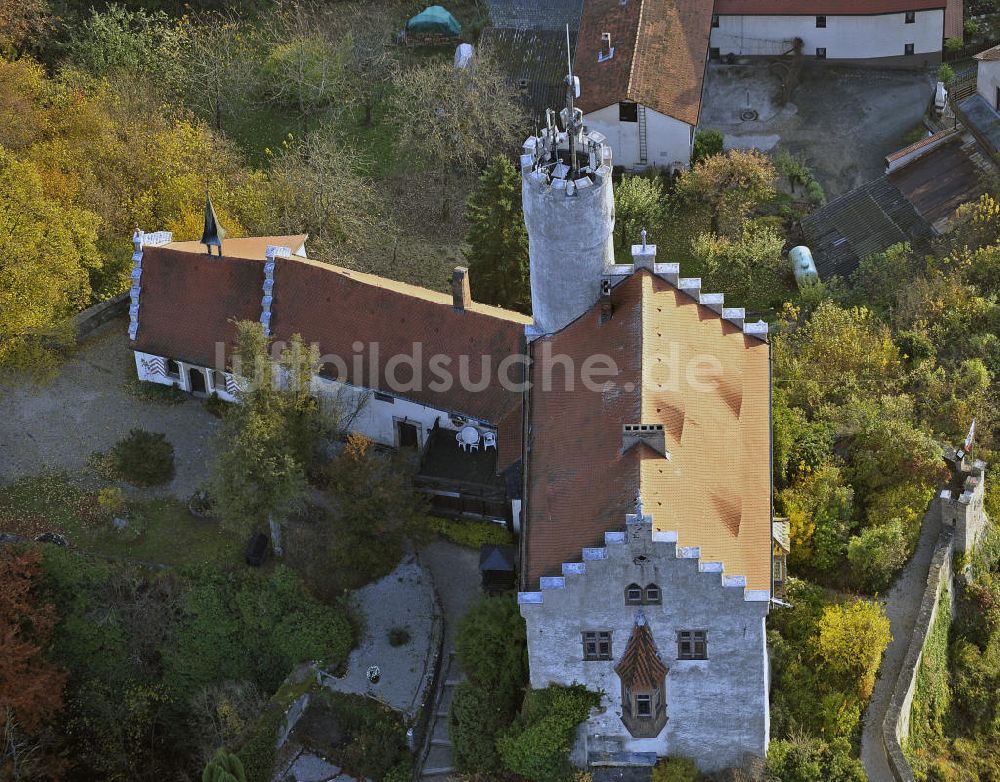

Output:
xmin=779 ymin=464 xmax=855 ymax=573
xmin=691 ymin=219 xmax=788 ymax=312
xmin=463 ymin=156 xmax=530 ymax=313
xmin=847 ymin=522 xmax=910 ymax=592
xmin=691 ymin=129 xmax=723 ymax=165
xmin=767 ymin=735 xmax=866 ymax=782
xmin=203 ymin=748 xmax=247 ymax=782
xmin=211 ymin=322 xmax=331 ymax=537
xmin=614 ymin=174 xmax=666 ymax=262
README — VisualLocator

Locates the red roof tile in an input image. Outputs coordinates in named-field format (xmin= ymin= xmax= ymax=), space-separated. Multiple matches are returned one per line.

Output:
xmin=523 ymin=271 xmax=772 ymax=591
xmin=575 ymin=0 xmax=714 ymax=125
xmin=975 ymin=44 xmax=1000 ymax=61
xmin=615 ymin=620 xmax=668 ymax=689
xmin=714 ymin=0 xmax=945 ymax=14
xmin=945 ymin=0 xmax=963 ymax=40
xmin=133 ymin=246 xmax=531 ymax=443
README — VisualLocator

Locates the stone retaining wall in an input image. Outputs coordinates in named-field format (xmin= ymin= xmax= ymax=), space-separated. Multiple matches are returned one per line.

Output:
xmin=73 ymin=292 xmax=129 ymax=341
xmin=882 ymin=525 xmax=954 ymax=782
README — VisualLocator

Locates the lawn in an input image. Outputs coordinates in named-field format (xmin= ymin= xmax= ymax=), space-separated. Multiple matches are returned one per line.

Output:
xmin=0 ymin=473 xmax=239 ymax=568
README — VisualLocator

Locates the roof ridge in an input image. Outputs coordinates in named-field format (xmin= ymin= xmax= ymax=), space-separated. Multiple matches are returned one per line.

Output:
xmin=625 ymin=0 xmax=646 ymax=99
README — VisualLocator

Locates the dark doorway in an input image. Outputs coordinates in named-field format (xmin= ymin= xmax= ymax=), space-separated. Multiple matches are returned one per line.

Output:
xmin=397 ymin=420 xmax=419 ymax=449
xmin=189 ymin=368 xmax=207 ymax=394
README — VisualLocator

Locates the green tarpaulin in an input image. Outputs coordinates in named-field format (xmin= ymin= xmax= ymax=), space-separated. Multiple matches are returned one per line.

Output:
xmin=406 ymin=5 xmax=461 ymax=36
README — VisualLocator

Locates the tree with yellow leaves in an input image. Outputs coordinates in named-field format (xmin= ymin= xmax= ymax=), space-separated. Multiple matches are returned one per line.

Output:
xmin=816 ymin=599 xmax=892 ymax=701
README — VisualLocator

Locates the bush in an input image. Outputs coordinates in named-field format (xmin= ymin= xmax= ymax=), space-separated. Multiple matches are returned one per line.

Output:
xmin=806 ymin=179 xmax=826 ymax=206
xmin=692 ymin=129 xmax=724 ymax=165
xmin=767 ymin=735 xmax=866 ymax=782
xmin=944 ymin=37 xmax=963 ymax=53
xmin=203 ymin=748 xmax=247 ymax=782
xmin=127 ymin=378 xmax=187 ymax=404
xmin=97 ymin=486 xmax=126 ymax=516
xmin=388 ymin=627 xmax=410 ymax=647
xmin=205 ymin=392 xmax=232 ymax=419
xmin=424 ymin=516 xmax=514 ymax=548
xmin=652 ymin=756 xmax=700 ymax=782
xmin=937 ymin=63 xmax=955 ymax=86
xmin=455 ymin=595 xmax=527 ymax=694
xmin=322 ymin=691 xmax=411 ymax=781
xmin=847 ymin=521 xmax=909 ymax=592
xmin=497 ymin=685 xmax=601 ymax=782
xmin=111 ymin=428 xmax=176 ymax=487
xmin=450 ymin=680 xmax=516 ymax=774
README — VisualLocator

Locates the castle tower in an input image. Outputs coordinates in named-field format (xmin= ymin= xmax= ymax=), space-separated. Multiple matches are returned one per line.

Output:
xmin=520 ymin=35 xmax=615 ymax=336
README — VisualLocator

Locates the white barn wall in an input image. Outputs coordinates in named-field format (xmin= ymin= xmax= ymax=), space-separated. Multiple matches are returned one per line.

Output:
xmin=711 ymin=10 xmax=944 ymax=59
xmin=977 ymin=59 xmax=1000 ymax=108
xmin=583 ymin=104 xmax=693 ymax=171
xmin=134 ymin=350 xmax=237 ymax=402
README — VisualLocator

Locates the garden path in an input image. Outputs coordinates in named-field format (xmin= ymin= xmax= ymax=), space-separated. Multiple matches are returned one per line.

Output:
xmin=860 ymin=500 xmax=943 ymax=782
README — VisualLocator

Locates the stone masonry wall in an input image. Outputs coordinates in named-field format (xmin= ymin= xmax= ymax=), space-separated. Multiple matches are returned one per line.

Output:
xmin=519 ymin=510 xmax=770 ymax=773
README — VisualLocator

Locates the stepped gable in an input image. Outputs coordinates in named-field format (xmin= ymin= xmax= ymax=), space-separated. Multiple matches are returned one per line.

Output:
xmin=522 ymin=255 xmax=771 ymax=592
xmin=615 ymin=614 xmax=669 ymax=690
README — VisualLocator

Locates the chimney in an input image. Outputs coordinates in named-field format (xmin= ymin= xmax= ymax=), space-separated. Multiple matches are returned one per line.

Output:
xmin=631 ymin=229 xmax=656 ymax=270
xmin=599 ymin=32 xmax=614 ymax=62
xmin=452 ymin=267 xmax=472 ymax=311
xmin=622 ymin=424 xmax=669 ymax=457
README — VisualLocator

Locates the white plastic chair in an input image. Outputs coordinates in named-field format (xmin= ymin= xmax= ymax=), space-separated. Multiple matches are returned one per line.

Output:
xmin=482 ymin=431 xmax=497 ymax=450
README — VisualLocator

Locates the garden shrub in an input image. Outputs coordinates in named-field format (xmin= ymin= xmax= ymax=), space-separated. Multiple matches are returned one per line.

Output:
xmin=322 ymin=691 xmax=412 ymax=781
xmin=202 ymin=748 xmax=247 ymax=782
xmin=97 ymin=486 xmax=126 ymax=515
xmin=652 ymin=756 xmax=699 ymax=782
xmin=127 ymin=378 xmax=187 ymax=404
xmin=767 ymin=735 xmax=866 ymax=782
xmin=497 ymin=685 xmax=601 ymax=782
xmin=455 ymin=594 xmax=527 ymax=695
xmin=205 ymin=392 xmax=232 ymax=418
xmin=806 ymin=179 xmax=826 ymax=206
xmin=450 ymin=680 xmax=516 ymax=774
xmin=847 ymin=521 xmax=909 ymax=592
xmin=691 ymin=129 xmax=723 ymax=165
xmin=815 ymin=599 xmax=892 ymax=701
xmin=111 ymin=428 xmax=176 ymax=486
xmin=388 ymin=627 xmax=410 ymax=647
xmin=424 ymin=516 xmax=514 ymax=548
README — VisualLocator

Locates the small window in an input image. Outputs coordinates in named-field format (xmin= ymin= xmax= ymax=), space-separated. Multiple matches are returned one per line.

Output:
xmin=166 ymin=359 xmax=180 ymax=378
xmin=709 ymin=47 xmax=721 ymax=60
xmin=583 ymin=631 xmax=612 ymax=661
xmin=711 ymin=14 xmax=719 ymax=27
xmin=905 ymin=10 xmax=915 ymax=23
xmin=816 ymin=47 xmax=827 ymax=59
xmin=636 ymin=694 xmax=653 ymax=717
xmin=677 ymin=630 xmax=707 ymax=660
xmin=625 ymin=584 xmax=643 ymax=605
xmin=318 ymin=363 xmax=339 ymax=380
xmin=644 ymin=584 xmax=661 ymax=604
xmin=374 ymin=391 xmax=394 ymax=403
xmin=619 ymin=101 xmax=638 ymax=123
xmin=904 ymin=43 xmax=915 ymax=55
xmin=816 ymin=15 xmax=826 ymax=28
xmin=213 ymin=370 xmax=227 ymax=392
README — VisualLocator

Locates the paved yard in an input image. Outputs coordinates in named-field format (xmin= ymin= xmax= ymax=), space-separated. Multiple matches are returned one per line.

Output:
xmin=0 ymin=318 xmax=219 ymax=499
xmin=701 ymin=61 xmax=937 ymax=199
xmin=321 ymin=556 xmax=439 ymax=716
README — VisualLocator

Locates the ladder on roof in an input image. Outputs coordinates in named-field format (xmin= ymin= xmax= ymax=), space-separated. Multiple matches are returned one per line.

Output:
xmin=637 ymin=103 xmax=648 ymax=166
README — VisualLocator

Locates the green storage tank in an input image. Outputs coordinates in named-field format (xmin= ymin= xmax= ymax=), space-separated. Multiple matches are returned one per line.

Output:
xmin=790 ymin=245 xmax=819 ymax=287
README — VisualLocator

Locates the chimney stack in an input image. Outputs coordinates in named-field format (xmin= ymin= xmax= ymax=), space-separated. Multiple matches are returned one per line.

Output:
xmin=452 ymin=267 xmax=472 ymax=311
xmin=632 ymin=229 xmax=656 ymax=271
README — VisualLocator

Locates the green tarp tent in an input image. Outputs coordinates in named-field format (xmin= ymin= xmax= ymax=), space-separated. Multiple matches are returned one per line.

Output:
xmin=406 ymin=5 xmax=461 ymax=36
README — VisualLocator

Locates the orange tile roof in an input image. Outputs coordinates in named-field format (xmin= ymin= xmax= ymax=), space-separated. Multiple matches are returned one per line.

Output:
xmin=166 ymin=235 xmax=309 ymax=260
xmin=133 ymin=244 xmax=531 ymax=456
xmin=714 ymin=0 xmax=944 ymax=12
xmin=575 ymin=0 xmax=714 ymax=125
xmin=523 ymin=270 xmax=772 ymax=591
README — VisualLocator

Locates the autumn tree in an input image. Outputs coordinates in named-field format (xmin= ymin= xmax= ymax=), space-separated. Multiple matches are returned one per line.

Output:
xmin=0 ymin=0 xmax=52 ymax=56
xmin=212 ymin=322 xmax=334 ymax=537
xmin=391 ymin=52 xmax=527 ymax=218
xmin=463 ymin=156 xmax=530 ymax=313
xmin=815 ymin=599 xmax=891 ymax=701
xmin=675 ymin=148 xmax=776 ymax=235
xmin=0 ymin=153 xmax=101 ymax=375
xmin=0 ymin=548 xmax=65 ymax=776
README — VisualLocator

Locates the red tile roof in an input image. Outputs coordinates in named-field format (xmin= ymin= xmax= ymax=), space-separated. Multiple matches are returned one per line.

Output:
xmin=522 ymin=271 xmax=772 ymax=591
xmin=615 ymin=620 xmax=668 ymax=689
xmin=714 ymin=0 xmax=945 ymax=13
xmin=575 ymin=0 xmax=714 ymax=125
xmin=975 ymin=44 xmax=1000 ymax=61
xmin=945 ymin=0 xmax=963 ymax=40
xmin=133 ymin=245 xmax=531 ymax=439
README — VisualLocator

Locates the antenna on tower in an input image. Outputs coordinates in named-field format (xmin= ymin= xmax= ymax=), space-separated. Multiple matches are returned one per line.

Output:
xmin=563 ymin=23 xmax=581 ymax=179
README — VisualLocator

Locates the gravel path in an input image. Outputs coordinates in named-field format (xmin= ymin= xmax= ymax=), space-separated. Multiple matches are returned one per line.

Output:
xmin=0 ymin=318 xmax=219 ymax=499
xmin=416 ymin=540 xmax=481 ymax=780
xmin=322 ymin=556 xmax=438 ymax=716
xmin=860 ymin=500 xmax=942 ymax=782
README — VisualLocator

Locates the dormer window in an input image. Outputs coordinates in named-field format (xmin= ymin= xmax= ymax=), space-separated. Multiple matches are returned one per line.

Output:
xmin=616 ymin=617 xmax=668 ymax=738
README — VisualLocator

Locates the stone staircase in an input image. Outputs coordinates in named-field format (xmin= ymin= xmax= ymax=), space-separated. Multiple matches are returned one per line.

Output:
xmin=418 ymin=650 xmax=463 ymax=780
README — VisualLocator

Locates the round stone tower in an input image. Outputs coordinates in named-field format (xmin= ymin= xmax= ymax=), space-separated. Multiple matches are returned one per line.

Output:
xmin=520 ymin=111 xmax=615 ymax=336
